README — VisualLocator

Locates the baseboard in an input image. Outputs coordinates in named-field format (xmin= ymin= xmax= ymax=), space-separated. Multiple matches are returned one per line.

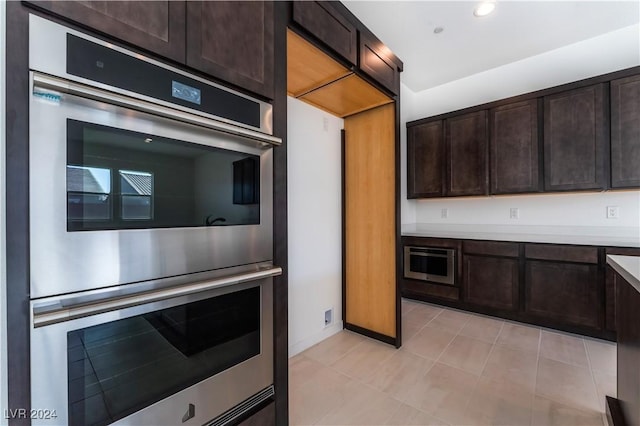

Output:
xmin=288 ymin=321 xmax=344 ymax=357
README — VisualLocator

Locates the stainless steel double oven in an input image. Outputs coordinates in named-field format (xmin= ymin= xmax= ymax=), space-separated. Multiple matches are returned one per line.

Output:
xmin=28 ymin=15 xmax=280 ymax=425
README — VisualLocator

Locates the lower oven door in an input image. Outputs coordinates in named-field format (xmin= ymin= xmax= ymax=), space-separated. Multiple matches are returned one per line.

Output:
xmin=30 ymin=269 xmax=276 ymax=426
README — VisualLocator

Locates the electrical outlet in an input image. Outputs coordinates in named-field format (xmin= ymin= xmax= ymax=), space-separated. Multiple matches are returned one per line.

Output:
xmin=324 ymin=308 xmax=333 ymax=327
xmin=510 ymin=208 xmax=519 ymax=219
xmin=607 ymin=206 xmax=619 ymax=219
xmin=441 ymin=208 xmax=448 ymax=219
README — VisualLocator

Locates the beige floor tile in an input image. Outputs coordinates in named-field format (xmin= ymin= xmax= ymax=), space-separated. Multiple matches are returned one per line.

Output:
xmin=385 ymin=403 xmax=449 ymax=425
xmin=403 ymin=303 xmax=443 ymax=327
xmin=289 ymin=354 xmax=326 ymax=389
xmin=585 ymin=339 xmax=616 ymax=375
xmin=402 ymin=299 xmax=419 ymax=315
xmin=592 ymin=369 xmax=616 ymax=411
xmin=303 ymin=331 xmax=366 ymax=366
xmin=496 ymin=322 xmax=541 ymax=354
xmin=330 ymin=338 xmax=396 ymax=381
xmin=289 ymin=365 xmax=352 ymax=426
xmin=438 ymin=335 xmax=493 ymax=375
xmin=462 ymin=376 xmax=533 ymax=426
xmin=536 ymin=357 xmax=600 ymax=412
xmin=316 ymin=381 xmax=401 ymax=425
xmin=531 ymin=395 xmax=604 ymax=426
xmin=482 ymin=344 xmax=538 ymax=391
xmin=402 ymin=317 xmax=426 ymax=342
xmin=427 ymin=309 xmax=472 ymax=334
xmin=539 ymin=330 xmax=589 ymax=368
xmin=403 ymin=362 xmax=478 ymax=425
xmin=366 ymin=350 xmax=434 ymax=401
xmin=402 ymin=326 xmax=457 ymax=361
xmin=458 ymin=315 xmax=504 ymax=344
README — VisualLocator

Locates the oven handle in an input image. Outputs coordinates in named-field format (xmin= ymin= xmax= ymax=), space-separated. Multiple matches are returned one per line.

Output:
xmin=32 ymin=72 xmax=283 ymax=147
xmin=32 ymin=266 xmax=283 ymax=328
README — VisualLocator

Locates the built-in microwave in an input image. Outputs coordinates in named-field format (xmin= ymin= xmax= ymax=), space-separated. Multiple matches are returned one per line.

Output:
xmin=404 ymin=246 xmax=456 ymax=285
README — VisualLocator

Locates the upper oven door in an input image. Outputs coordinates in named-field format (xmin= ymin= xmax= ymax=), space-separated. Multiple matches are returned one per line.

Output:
xmin=29 ymin=73 xmax=273 ymax=299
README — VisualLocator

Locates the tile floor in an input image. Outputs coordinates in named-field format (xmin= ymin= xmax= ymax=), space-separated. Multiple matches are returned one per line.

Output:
xmin=289 ymin=298 xmax=616 ymax=425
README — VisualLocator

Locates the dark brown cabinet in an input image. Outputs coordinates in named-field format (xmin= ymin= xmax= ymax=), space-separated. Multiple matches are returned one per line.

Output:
xmin=524 ymin=244 xmax=601 ymax=330
xmin=445 ymin=110 xmax=489 ymax=196
xmin=359 ymin=31 xmax=399 ymax=95
xmin=543 ymin=84 xmax=608 ymax=191
xmin=462 ymin=241 xmax=519 ymax=311
xmin=292 ymin=1 xmax=357 ymax=65
xmin=490 ymin=100 xmax=541 ymax=194
xmin=611 ymin=74 xmax=640 ymax=188
xmin=27 ymin=1 xmax=186 ymax=63
xmin=605 ymin=247 xmax=640 ymax=332
xmin=186 ymin=1 xmax=274 ymax=99
xmin=407 ymin=121 xmax=444 ymax=198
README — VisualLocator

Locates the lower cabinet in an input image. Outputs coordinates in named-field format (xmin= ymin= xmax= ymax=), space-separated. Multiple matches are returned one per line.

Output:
xmin=462 ymin=241 xmax=519 ymax=311
xmin=237 ymin=401 xmax=275 ymax=426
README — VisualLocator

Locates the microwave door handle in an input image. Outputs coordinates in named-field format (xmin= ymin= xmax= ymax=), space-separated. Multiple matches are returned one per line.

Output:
xmin=409 ymin=252 xmax=449 ymax=258
xmin=32 ymin=266 xmax=283 ymax=328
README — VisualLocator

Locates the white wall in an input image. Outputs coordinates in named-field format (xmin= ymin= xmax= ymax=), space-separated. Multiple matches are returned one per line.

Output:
xmin=287 ymin=97 xmax=344 ymax=356
xmin=1 ymin=0 xmax=8 ymax=422
xmin=405 ymin=24 xmax=640 ymax=230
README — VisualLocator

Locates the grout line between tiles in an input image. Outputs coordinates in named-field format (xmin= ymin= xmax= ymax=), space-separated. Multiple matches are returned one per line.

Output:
xmin=528 ymin=321 xmax=543 ymax=426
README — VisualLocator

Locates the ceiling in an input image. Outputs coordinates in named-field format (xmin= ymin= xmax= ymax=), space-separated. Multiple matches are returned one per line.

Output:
xmin=343 ymin=1 xmax=640 ymax=93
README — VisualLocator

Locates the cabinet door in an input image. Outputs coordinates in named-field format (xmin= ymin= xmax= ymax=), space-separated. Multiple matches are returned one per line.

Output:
xmin=186 ymin=1 xmax=274 ymax=99
xmin=359 ymin=32 xmax=399 ymax=95
xmin=543 ymin=84 xmax=607 ymax=191
xmin=445 ymin=110 xmax=488 ymax=196
xmin=27 ymin=1 xmax=186 ymax=63
xmin=407 ymin=121 xmax=444 ymax=198
xmin=464 ymin=254 xmax=519 ymax=311
xmin=605 ymin=247 xmax=640 ymax=332
xmin=611 ymin=74 xmax=640 ymax=188
xmin=292 ymin=1 xmax=357 ymax=65
xmin=525 ymin=260 xmax=601 ymax=329
xmin=490 ymin=99 xmax=540 ymax=194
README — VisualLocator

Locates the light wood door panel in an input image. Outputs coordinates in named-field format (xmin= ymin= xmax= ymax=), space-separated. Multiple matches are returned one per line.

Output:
xmin=344 ymin=103 xmax=396 ymax=338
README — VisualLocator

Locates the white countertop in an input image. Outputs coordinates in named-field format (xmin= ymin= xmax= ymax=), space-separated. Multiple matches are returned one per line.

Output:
xmin=607 ymin=255 xmax=640 ymax=293
xmin=402 ymin=223 xmax=640 ymax=247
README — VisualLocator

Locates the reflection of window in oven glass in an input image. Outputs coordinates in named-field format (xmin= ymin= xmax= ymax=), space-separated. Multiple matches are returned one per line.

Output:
xmin=119 ymin=170 xmax=153 ymax=220
xmin=66 ymin=165 xmax=112 ymax=220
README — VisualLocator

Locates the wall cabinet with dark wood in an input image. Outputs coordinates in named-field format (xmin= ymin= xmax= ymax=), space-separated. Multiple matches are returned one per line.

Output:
xmin=462 ymin=241 xmax=519 ymax=311
xmin=610 ymin=74 xmax=640 ymax=188
xmin=359 ymin=30 xmax=400 ymax=95
xmin=407 ymin=120 xmax=444 ymax=198
xmin=543 ymin=84 xmax=607 ymax=191
xmin=445 ymin=110 xmax=489 ymax=196
xmin=490 ymin=99 xmax=541 ymax=194
xmin=524 ymin=244 xmax=601 ymax=331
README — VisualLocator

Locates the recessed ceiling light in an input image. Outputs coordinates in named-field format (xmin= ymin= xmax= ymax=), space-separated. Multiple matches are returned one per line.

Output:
xmin=433 ymin=27 xmax=444 ymax=34
xmin=474 ymin=1 xmax=496 ymax=17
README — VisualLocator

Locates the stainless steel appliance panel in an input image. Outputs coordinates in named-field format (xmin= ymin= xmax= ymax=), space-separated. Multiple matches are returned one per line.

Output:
xmin=30 ymin=277 xmax=274 ymax=426
xmin=29 ymin=76 xmax=273 ymax=298
xmin=404 ymin=246 xmax=456 ymax=285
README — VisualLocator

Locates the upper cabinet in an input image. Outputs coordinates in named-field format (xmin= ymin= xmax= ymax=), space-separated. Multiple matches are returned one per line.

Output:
xmin=490 ymin=99 xmax=541 ymax=194
xmin=610 ymin=74 xmax=640 ymax=188
xmin=292 ymin=1 xmax=357 ymax=65
xmin=27 ymin=1 xmax=186 ymax=63
xmin=186 ymin=1 xmax=274 ymax=99
xmin=407 ymin=120 xmax=444 ymax=198
xmin=359 ymin=31 xmax=400 ymax=95
xmin=446 ymin=110 xmax=489 ymax=196
xmin=26 ymin=0 xmax=275 ymax=99
xmin=543 ymin=84 xmax=607 ymax=191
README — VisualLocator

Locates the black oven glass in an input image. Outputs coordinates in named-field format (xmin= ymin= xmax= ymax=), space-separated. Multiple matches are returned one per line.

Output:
xmin=66 ymin=119 xmax=260 ymax=231
xmin=67 ymin=286 xmax=260 ymax=426
xmin=410 ymin=253 xmax=448 ymax=277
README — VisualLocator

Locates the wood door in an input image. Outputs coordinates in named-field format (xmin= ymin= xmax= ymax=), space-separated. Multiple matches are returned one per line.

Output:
xmin=525 ymin=260 xmax=601 ymax=329
xmin=407 ymin=121 xmax=444 ymax=198
xmin=27 ymin=1 xmax=186 ymax=63
xmin=345 ymin=103 xmax=396 ymax=340
xmin=292 ymin=1 xmax=357 ymax=65
xmin=543 ymin=84 xmax=607 ymax=191
xmin=464 ymin=255 xmax=519 ymax=311
xmin=445 ymin=110 xmax=489 ymax=196
xmin=490 ymin=99 xmax=540 ymax=194
xmin=611 ymin=74 xmax=640 ymax=188
xmin=186 ymin=1 xmax=274 ymax=99
xmin=359 ymin=32 xmax=399 ymax=95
